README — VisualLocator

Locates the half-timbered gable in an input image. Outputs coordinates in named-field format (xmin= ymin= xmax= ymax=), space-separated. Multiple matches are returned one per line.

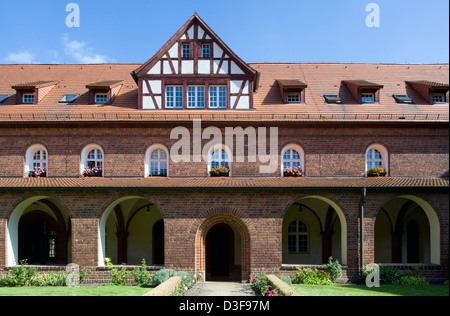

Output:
xmin=132 ymin=13 xmax=258 ymax=110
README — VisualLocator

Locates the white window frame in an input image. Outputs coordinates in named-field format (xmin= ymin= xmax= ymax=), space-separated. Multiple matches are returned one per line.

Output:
xmin=95 ymin=93 xmax=108 ymax=104
xmin=22 ymin=94 xmax=34 ymax=104
xmin=202 ymin=44 xmax=210 ymax=58
xmin=182 ymin=44 xmax=190 ymax=58
xmin=281 ymin=144 xmax=305 ymax=176
xmin=287 ymin=93 xmax=301 ymax=103
xmin=432 ymin=93 xmax=446 ymax=104
xmin=361 ymin=93 xmax=375 ymax=103
xmin=209 ymin=86 xmax=227 ymax=108
xmin=165 ymin=86 xmax=183 ymax=108
xmin=287 ymin=219 xmax=309 ymax=254
xmin=365 ymin=144 xmax=388 ymax=174
xmin=207 ymin=143 xmax=232 ymax=176
xmin=187 ymin=86 xmax=205 ymax=108
xmin=80 ymin=144 xmax=104 ymax=175
xmin=25 ymin=144 xmax=48 ymax=177
xmin=145 ymin=144 xmax=169 ymax=177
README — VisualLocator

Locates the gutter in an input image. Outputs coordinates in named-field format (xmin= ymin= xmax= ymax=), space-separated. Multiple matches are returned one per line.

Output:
xmin=360 ymin=187 xmax=367 ymax=270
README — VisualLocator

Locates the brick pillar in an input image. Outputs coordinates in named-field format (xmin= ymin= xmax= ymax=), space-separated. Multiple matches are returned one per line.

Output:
xmin=71 ymin=218 xmax=99 ymax=267
xmin=0 ymin=218 xmax=6 ymax=269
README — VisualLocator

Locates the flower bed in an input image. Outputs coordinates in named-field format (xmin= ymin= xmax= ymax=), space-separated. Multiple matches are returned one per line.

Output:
xmin=367 ymin=166 xmax=387 ymax=177
xmin=283 ymin=166 xmax=304 ymax=177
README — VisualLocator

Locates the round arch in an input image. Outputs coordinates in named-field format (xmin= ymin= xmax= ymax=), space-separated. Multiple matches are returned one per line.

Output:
xmin=283 ymin=195 xmax=348 ymax=265
xmin=195 ymin=213 xmax=250 ymax=281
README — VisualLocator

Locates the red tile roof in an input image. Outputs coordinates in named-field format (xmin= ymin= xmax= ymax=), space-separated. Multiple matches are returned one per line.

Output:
xmin=1 ymin=177 xmax=448 ymax=190
xmin=0 ymin=63 xmax=448 ymax=123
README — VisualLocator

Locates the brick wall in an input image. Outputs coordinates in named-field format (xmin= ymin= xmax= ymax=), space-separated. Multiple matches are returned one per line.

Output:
xmin=0 ymin=123 xmax=448 ymax=178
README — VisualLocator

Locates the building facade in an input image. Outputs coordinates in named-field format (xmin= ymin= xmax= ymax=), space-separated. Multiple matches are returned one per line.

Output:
xmin=0 ymin=14 xmax=448 ymax=283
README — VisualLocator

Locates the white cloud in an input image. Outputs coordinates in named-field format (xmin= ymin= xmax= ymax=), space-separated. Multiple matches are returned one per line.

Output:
xmin=62 ymin=34 xmax=114 ymax=64
xmin=4 ymin=51 xmax=39 ymax=64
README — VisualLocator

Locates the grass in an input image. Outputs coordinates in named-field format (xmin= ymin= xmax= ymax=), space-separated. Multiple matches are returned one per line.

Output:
xmin=291 ymin=284 xmax=449 ymax=296
xmin=0 ymin=285 xmax=153 ymax=296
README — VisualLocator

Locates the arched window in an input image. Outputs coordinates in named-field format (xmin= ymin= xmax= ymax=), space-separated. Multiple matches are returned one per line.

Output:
xmin=281 ymin=144 xmax=305 ymax=176
xmin=81 ymin=144 xmax=104 ymax=177
xmin=146 ymin=144 xmax=169 ymax=177
xmin=208 ymin=144 xmax=232 ymax=177
xmin=366 ymin=144 xmax=388 ymax=176
xmin=288 ymin=219 xmax=308 ymax=253
xmin=25 ymin=144 xmax=48 ymax=177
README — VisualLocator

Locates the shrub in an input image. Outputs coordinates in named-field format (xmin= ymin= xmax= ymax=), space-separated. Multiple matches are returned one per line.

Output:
xmin=325 ymin=257 xmax=342 ymax=282
xmin=397 ymin=275 xmax=429 ymax=286
xmin=152 ymin=269 xmax=176 ymax=286
xmin=250 ymin=268 xmax=276 ymax=296
xmin=110 ymin=265 xmax=131 ymax=286
xmin=132 ymin=259 xmax=152 ymax=287
xmin=30 ymin=272 xmax=68 ymax=287
xmin=295 ymin=266 xmax=334 ymax=285
xmin=8 ymin=260 xmax=37 ymax=287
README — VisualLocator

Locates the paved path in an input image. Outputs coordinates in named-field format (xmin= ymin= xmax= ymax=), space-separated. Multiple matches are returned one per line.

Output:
xmin=185 ymin=281 xmax=256 ymax=296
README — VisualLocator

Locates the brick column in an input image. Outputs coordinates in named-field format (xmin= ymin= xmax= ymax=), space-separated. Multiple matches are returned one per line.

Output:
xmin=0 ymin=218 xmax=6 ymax=270
xmin=71 ymin=218 xmax=99 ymax=267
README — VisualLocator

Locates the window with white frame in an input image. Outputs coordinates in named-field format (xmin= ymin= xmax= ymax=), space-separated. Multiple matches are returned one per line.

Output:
xmin=208 ymin=144 xmax=231 ymax=176
xmin=366 ymin=144 xmax=388 ymax=173
xmin=25 ymin=144 xmax=48 ymax=177
xmin=166 ymin=86 xmax=183 ymax=108
xmin=81 ymin=144 xmax=104 ymax=176
xmin=182 ymin=44 xmax=190 ymax=58
xmin=287 ymin=93 xmax=301 ymax=103
xmin=23 ymin=94 xmax=34 ymax=104
xmin=361 ymin=93 xmax=375 ymax=103
xmin=209 ymin=86 xmax=227 ymax=108
xmin=149 ymin=148 xmax=168 ymax=177
xmin=187 ymin=86 xmax=205 ymax=108
xmin=202 ymin=44 xmax=210 ymax=58
xmin=432 ymin=93 xmax=446 ymax=104
xmin=95 ymin=94 xmax=108 ymax=104
xmin=281 ymin=144 xmax=305 ymax=176
xmin=288 ymin=219 xmax=308 ymax=253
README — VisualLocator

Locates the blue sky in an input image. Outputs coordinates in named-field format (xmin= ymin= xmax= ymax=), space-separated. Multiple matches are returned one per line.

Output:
xmin=0 ymin=0 xmax=448 ymax=65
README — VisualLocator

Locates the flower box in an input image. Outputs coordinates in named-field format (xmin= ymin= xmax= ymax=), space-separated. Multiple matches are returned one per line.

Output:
xmin=367 ymin=166 xmax=387 ymax=177
xmin=283 ymin=167 xmax=304 ymax=177
xmin=82 ymin=167 xmax=102 ymax=177
xmin=209 ymin=166 xmax=230 ymax=177
xmin=28 ymin=167 xmax=46 ymax=178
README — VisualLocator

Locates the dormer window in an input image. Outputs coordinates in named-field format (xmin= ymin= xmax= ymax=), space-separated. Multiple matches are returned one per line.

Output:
xmin=277 ymin=80 xmax=307 ymax=104
xmin=95 ymin=94 xmax=108 ymax=104
xmin=343 ymin=80 xmax=383 ymax=104
xmin=86 ymin=80 xmax=123 ymax=105
xmin=23 ymin=94 xmax=34 ymax=104
xmin=59 ymin=94 xmax=80 ymax=104
xmin=287 ymin=94 xmax=301 ymax=103
xmin=432 ymin=93 xmax=446 ymax=104
xmin=406 ymin=80 xmax=449 ymax=105
xmin=361 ymin=93 xmax=375 ymax=103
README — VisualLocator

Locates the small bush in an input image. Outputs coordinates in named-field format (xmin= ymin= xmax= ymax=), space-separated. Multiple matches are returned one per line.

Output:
xmin=8 ymin=260 xmax=37 ymax=287
xmin=325 ymin=257 xmax=342 ymax=282
xmin=295 ymin=266 xmax=334 ymax=285
xmin=152 ymin=269 xmax=176 ymax=286
xmin=397 ymin=275 xmax=429 ymax=286
xmin=132 ymin=259 xmax=152 ymax=287
xmin=110 ymin=265 xmax=131 ymax=286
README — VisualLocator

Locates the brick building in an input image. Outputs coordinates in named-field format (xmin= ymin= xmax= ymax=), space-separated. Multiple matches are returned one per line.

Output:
xmin=0 ymin=14 xmax=448 ymax=283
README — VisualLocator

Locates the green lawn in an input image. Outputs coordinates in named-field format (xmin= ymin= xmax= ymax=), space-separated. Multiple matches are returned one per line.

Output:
xmin=0 ymin=285 xmax=153 ymax=296
xmin=291 ymin=284 xmax=449 ymax=296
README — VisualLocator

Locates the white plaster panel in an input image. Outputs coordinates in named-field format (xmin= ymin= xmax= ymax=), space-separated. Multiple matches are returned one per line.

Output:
xmin=187 ymin=26 xmax=194 ymax=39
xmin=230 ymin=81 xmax=242 ymax=94
xmin=236 ymin=96 xmax=250 ymax=109
xmin=143 ymin=96 xmax=155 ymax=109
xmin=147 ymin=61 xmax=161 ymax=75
xmin=168 ymin=43 xmax=178 ymax=58
xmin=149 ymin=80 xmax=162 ymax=94
xmin=182 ymin=60 xmax=194 ymax=74
xmin=163 ymin=60 xmax=173 ymax=74
xmin=213 ymin=43 xmax=223 ymax=58
xmin=230 ymin=61 xmax=245 ymax=74
xmin=198 ymin=27 xmax=205 ymax=39
xmin=142 ymin=81 xmax=149 ymax=94
xmin=198 ymin=60 xmax=211 ymax=74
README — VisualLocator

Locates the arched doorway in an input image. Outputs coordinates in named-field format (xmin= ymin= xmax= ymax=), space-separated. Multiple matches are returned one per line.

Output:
xmin=8 ymin=197 xmax=70 ymax=266
xmin=195 ymin=213 xmax=250 ymax=282
xmin=282 ymin=196 xmax=347 ymax=265
xmin=374 ymin=195 xmax=439 ymax=264
xmin=206 ymin=223 xmax=235 ymax=280
xmin=99 ymin=197 xmax=164 ymax=266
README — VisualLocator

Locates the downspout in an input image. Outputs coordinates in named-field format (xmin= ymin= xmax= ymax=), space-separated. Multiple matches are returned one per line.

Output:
xmin=360 ymin=187 xmax=367 ymax=270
